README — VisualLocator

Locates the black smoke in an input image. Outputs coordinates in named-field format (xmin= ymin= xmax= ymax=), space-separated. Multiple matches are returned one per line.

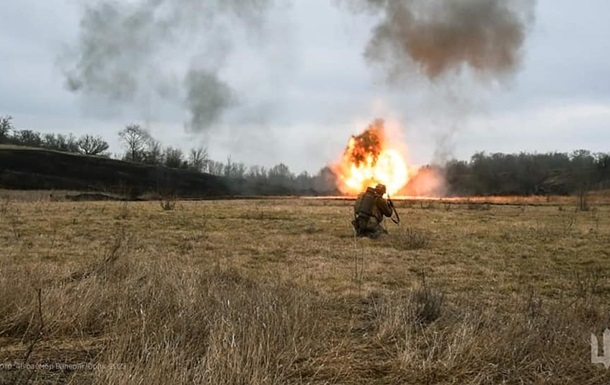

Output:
xmin=345 ymin=0 xmax=536 ymax=81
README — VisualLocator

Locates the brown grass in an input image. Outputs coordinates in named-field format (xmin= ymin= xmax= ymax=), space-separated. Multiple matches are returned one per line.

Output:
xmin=1 ymin=196 xmax=610 ymax=383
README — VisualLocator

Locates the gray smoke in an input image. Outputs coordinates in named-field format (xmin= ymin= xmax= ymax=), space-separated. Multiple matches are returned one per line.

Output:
xmin=185 ymin=69 xmax=235 ymax=130
xmin=346 ymin=0 xmax=536 ymax=81
xmin=63 ymin=0 xmax=274 ymax=131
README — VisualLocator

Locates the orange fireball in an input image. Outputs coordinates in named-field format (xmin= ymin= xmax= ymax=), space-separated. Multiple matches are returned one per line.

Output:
xmin=334 ymin=119 xmax=409 ymax=196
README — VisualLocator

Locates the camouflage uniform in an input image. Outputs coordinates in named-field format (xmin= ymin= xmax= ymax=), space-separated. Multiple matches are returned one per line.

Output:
xmin=352 ymin=184 xmax=394 ymax=239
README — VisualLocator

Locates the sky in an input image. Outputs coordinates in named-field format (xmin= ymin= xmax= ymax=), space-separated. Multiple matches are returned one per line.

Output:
xmin=1 ymin=0 xmax=609 ymax=174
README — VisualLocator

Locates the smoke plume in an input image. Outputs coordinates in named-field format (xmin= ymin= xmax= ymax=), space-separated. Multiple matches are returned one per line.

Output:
xmin=346 ymin=0 xmax=536 ymax=81
xmin=184 ymin=69 xmax=235 ymax=130
xmin=63 ymin=0 xmax=274 ymax=131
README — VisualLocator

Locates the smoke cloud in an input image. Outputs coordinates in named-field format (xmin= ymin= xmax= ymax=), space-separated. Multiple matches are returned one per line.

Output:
xmin=63 ymin=0 xmax=274 ymax=131
xmin=185 ymin=69 xmax=235 ymax=130
xmin=349 ymin=0 xmax=536 ymax=81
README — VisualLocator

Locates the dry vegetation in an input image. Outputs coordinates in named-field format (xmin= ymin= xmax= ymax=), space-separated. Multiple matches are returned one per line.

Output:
xmin=1 ymin=193 xmax=610 ymax=384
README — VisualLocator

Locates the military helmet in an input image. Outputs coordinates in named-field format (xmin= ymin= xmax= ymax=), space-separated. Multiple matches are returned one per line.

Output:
xmin=374 ymin=183 xmax=387 ymax=195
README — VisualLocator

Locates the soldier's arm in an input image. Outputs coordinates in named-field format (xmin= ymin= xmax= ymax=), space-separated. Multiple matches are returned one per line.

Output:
xmin=377 ymin=198 xmax=393 ymax=217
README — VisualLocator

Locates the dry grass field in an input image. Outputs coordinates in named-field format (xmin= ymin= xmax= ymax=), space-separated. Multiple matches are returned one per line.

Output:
xmin=1 ymin=193 xmax=610 ymax=384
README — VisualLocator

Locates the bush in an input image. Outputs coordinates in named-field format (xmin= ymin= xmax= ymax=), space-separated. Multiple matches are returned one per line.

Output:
xmin=412 ymin=284 xmax=444 ymax=326
xmin=388 ymin=227 xmax=430 ymax=250
xmin=159 ymin=198 xmax=177 ymax=211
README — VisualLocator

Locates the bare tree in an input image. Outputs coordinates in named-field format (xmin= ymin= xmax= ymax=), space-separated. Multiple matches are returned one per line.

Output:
xmin=224 ymin=156 xmax=235 ymax=178
xmin=221 ymin=156 xmax=247 ymax=178
xmin=14 ymin=130 xmax=42 ymax=147
xmin=0 ymin=115 xmax=13 ymax=144
xmin=233 ymin=162 xmax=247 ymax=179
xmin=144 ymin=139 xmax=164 ymax=165
xmin=295 ymin=171 xmax=311 ymax=191
xmin=188 ymin=147 xmax=209 ymax=173
xmin=207 ymin=160 xmax=225 ymax=176
xmin=41 ymin=133 xmax=79 ymax=153
xmin=119 ymin=124 xmax=151 ymax=162
xmin=164 ymin=147 xmax=185 ymax=169
xmin=246 ymin=165 xmax=268 ymax=182
xmin=42 ymin=133 xmax=63 ymax=151
xmin=269 ymin=163 xmax=293 ymax=186
xmin=77 ymin=134 xmax=110 ymax=155
xmin=571 ymin=150 xmax=595 ymax=211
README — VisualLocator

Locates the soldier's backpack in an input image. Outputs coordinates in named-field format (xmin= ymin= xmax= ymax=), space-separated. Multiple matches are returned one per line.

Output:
xmin=355 ymin=187 xmax=377 ymax=218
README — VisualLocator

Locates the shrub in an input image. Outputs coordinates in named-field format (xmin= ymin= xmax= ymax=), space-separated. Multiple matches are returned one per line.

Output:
xmin=389 ymin=227 xmax=430 ymax=250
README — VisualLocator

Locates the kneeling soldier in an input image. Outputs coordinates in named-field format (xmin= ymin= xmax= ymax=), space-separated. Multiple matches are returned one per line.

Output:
xmin=352 ymin=183 xmax=394 ymax=238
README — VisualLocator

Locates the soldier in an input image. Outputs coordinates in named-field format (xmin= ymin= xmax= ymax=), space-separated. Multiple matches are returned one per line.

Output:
xmin=352 ymin=183 xmax=394 ymax=238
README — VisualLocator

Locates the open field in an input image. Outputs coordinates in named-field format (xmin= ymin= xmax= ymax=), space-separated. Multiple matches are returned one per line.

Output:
xmin=1 ymin=195 xmax=610 ymax=384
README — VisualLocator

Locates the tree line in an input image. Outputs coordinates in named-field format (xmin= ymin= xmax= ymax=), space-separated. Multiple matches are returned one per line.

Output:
xmin=2 ymin=115 xmax=608 ymax=196
xmin=114 ymin=123 xmax=337 ymax=193
xmin=442 ymin=150 xmax=610 ymax=196
xmin=0 ymin=116 xmax=337 ymax=194
xmin=0 ymin=116 xmax=110 ymax=156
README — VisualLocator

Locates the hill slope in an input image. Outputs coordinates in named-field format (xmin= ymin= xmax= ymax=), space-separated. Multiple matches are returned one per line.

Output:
xmin=0 ymin=146 xmax=231 ymax=197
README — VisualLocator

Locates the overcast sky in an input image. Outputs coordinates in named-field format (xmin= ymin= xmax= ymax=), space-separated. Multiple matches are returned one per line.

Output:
xmin=1 ymin=0 xmax=609 ymax=173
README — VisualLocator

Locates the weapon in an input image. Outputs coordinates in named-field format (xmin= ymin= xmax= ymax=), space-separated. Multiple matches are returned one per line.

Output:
xmin=387 ymin=196 xmax=400 ymax=225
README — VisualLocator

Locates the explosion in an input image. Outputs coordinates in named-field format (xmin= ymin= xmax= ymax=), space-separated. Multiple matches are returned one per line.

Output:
xmin=334 ymin=119 xmax=409 ymax=196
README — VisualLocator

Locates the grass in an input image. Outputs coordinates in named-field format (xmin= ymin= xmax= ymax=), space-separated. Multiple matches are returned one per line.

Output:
xmin=0 ymin=196 xmax=610 ymax=383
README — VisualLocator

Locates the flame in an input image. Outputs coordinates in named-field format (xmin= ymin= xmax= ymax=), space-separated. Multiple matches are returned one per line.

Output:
xmin=334 ymin=119 xmax=409 ymax=196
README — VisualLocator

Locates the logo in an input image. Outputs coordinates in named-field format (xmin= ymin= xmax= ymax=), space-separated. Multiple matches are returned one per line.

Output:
xmin=591 ymin=329 xmax=610 ymax=369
